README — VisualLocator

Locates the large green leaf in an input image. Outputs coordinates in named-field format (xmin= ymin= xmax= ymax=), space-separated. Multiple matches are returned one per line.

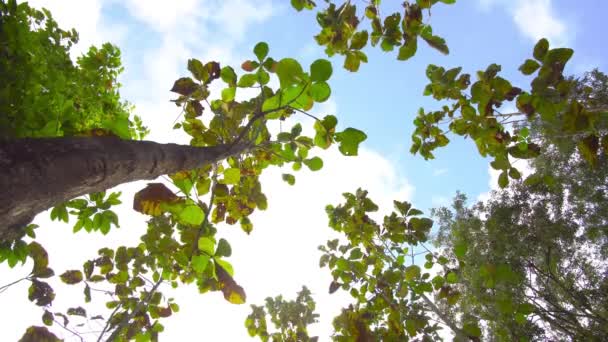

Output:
xmin=334 ymin=128 xmax=367 ymax=156
xmin=276 ymin=58 xmax=304 ymax=87
xmin=310 ymin=59 xmax=332 ymax=82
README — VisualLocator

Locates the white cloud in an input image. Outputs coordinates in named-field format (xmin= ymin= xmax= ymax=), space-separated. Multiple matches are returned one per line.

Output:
xmin=24 ymin=0 xmax=128 ymax=57
xmin=476 ymin=0 xmax=570 ymax=46
xmin=122 ymin=0 xmax=201 ymax=31
xmin=433 ymin=168 xmax=448 ymax=176
xmin=477 ymin=160 xmax=534 ymax=203
xmin=512 ymin=0 xmax=567 ymax=45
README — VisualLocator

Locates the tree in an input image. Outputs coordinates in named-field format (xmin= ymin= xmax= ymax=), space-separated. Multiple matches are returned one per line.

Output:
xmin=1 ymin=1 xmax=366 ymax=340
xmin=430 ymin=70 xmax=608 ymax=341
xmin=1 ymin=0 xmax=605 ymax=340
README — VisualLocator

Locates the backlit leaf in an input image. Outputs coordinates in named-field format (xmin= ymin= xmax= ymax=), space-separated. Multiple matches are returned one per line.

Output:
xmin=335 ymin=128 xmax=367 ymax=156
xmin=198 ymin=237 xmax=216 ymax=256
xmin=254 ymin=42 xmax=269 ymax=61
xmin=192 ymin=254 xmax=210 ymax=274
xmin=223 ymin=168 xmax=241 ymax=184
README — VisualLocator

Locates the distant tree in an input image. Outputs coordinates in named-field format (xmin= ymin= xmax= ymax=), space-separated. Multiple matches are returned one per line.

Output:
xmin=430 ymin=70 xmax=608 ymax=340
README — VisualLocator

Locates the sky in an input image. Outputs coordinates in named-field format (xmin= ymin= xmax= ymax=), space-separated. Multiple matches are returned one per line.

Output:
xmin=1 ymin=0 xmax=607 ymax=341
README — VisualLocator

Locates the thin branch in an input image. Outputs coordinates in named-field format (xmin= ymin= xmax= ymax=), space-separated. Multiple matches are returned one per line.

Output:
xmin=96 ymin=304 xmax=122 ymax=342
xmin=104 ymin=280 xmax=163 ymax=342
xmin=229 ymin=83 xmax=309 ymax=150
xmin=288 ymin=107 xmax=322 ymax=121
xmin=0 ymin=275 xmax=29 ymax=294
xmin=54 ymin=318 xmax=84 ymax=342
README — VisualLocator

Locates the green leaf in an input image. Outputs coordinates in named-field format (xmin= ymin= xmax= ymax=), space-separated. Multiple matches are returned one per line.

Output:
xmin=519 ymin=59 xmax=541 ymax=75
xmin=282 ymin=173 xmax=296 ymax=185
xmin=498 ymin=171 xmax=509 ymax=189
xmin=192 ymin=254 xmax=210 ymax=274
xmin=220 ymin=66 xmax=237 ymax=85
xmin=310 ymin=59 xmax=333 ymax=82
xmin=446 ymin=271 xmax=458 ymax=283
xmin=223 ymin=168 xmax=241 ymax=185
xmin=42 ymin=310 xmax=54 ymax=326
xmin=198 ymin=237 xmax=216 ymax=256
xmin=405 ymin=265 xmax=421 ymax=281
xmin=344 ymin=52 xmax=361 ymax=72
xmin=310 ymin=82 xmax=331 ymax=102
xmin=454 ymin=243 xmax=467 ymax=259
xmin=335 ymin=128 xmax=367 ymax=156
xmin=545 ymin=48 xmax=574 ymax=66
xmin=463 ymin=323 xmax=481 ymax=337
xmin=398 ymin=37 xmax=418 ymax=61
xmin=421 ymin=34 xmax=449 ymax=55
xmin=533 ymin=38 xmax=550 ymax=61
xmin=303 ymin=157 xmax=323 ymax=171
xmin=509 ymin=167 xmax=522 ymax=179
xmin=179 ymin=204 xmax=204 ymax=226
xmin=215 ymin=258 xmax=234 ymax=276
xmin=253 ymin=42 xmax=269 ymax=61
xmin=187 ymin=59 xmax=206 ymax=81
xmin=221 ymin=87 xmax=236 ymax=102
xmin=196 ymin=178 xmax=211 ymax=196
xmin=276 ymin=58 xmax=303 ymax=87
xmin=350 ymin=31 xmax=369 ymax=50
xmin=313 ymin=115 xmax=337 ymax=149
xmin=216 ymin=238 xmax=232 ymax=257
xmin=237 ymin=74 xmax=257 ymax=88
xmin=50 ymin=204 xmax=68 ymax=223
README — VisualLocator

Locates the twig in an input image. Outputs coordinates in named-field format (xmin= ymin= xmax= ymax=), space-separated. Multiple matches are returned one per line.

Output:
xmin=104 ymin=280 xmax=163 ymax=342
xmin=96 ymin=304 xmax=122 ymax=342
xmin=289 ymin=107 xmax=322 ymax=121
xmin=54 ymin=318 xmax=84 ymax=342
xmin=0 ymin=275 xmax=29 ymax=294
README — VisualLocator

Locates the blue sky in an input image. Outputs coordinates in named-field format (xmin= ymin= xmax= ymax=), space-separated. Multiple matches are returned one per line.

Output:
xmin=2 ymin=0 xmax=607 ymax=341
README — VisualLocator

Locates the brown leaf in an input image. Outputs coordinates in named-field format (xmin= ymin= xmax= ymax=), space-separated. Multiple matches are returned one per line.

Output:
xmin=60 ymin=270 xmax=83 ymax=285
xmin=133 ymin=183 xmax=179 ymax=216
xmin=28 ymin=280 xmax=55 ymax=306
xmin=158 ymin=306 xmax=172 ymax=318
xmin=206 ymin=61 xmax=221 ymax=81
xmin=241 ymin=60 xmax=257 ymax=72
xmin=19 ymin=326 xmax=60 ymax=342
xmin=216 ymin=264 xmax=246 ymax=304
xmin=170 ymin=77 xmax=198 ymax=96
xmin=67 ymin=307 xmax=86 ymax=317
xmin=329 ymin=280 xmax=340 ymax=294
xmin=187 ymin=100 xmax=204 ymax=117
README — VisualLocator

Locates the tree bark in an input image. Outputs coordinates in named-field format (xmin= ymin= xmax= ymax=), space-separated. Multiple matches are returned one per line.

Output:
xmin=0 ymin=136 xmax=247 ymax=242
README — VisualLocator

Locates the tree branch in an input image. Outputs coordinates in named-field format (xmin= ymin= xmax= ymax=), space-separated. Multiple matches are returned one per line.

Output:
xmin=0 ymin=137 xmax=250 ymax=242
xmin=104 ymin=280 xmax=163 ymax=342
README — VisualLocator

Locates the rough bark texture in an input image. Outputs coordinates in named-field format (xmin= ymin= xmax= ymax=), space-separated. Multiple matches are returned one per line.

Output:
xmin=0 ymin=137 xmax=246 ymax=242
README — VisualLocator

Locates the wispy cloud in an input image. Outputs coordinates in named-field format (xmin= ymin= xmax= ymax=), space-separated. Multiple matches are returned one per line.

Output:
xmin=433 ymin=168 xmax=448 ymax=176
xmin=477 ymin=0 xmax=570 ymax=46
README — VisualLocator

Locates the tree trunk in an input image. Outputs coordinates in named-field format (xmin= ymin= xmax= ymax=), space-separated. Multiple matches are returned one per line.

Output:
xmin=0 ymin=137 xmax=246 ymax=242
